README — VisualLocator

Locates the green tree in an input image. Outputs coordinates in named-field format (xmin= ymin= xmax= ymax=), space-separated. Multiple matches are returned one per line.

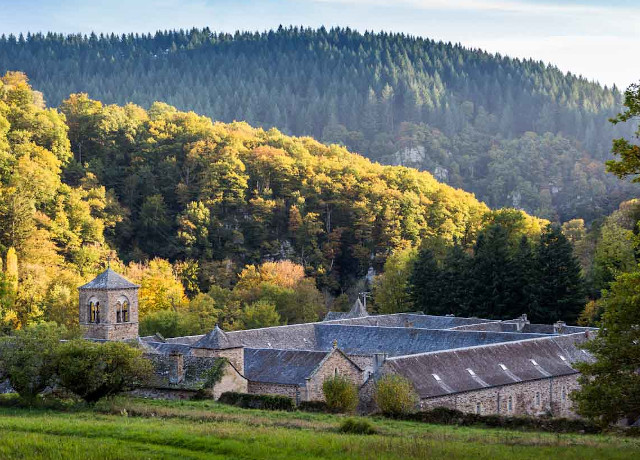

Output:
xmin=408 ymin=248 xmax=442 ymax=314
xmin=470 ymin=224 xmax=521 ymax=319
xmin=55 ymin=340 xmax=152 ymax=403
xmin=606 ymin=83 xmax=640 ymax=181
xmin=0 ymin=322 xmax=71 ymax=402
xmin=240 ymin=300 xmax=281 ymax=329
xmin=322 ymin=375 xmax=359 ymax=413
xmin=572 ymin=269 xmax=640 ymax=425
xmin=373 ymin=247 xmax=417 ymax=314
xmin=530 ymin=225 xmax=585 ymax=324
xmin=373 ymin=374 xmax=419 ymax=416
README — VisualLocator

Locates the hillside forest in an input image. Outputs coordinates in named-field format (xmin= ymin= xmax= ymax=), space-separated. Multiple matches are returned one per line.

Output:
xmin=0 ymin=27 xmax=638 ymax=224
xmin=0 ymin=70 xmax=636 ymax=337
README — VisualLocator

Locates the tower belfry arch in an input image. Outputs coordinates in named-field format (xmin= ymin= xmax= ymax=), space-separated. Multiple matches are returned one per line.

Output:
xmin=78 ymin=267 xmax=140 ymax=340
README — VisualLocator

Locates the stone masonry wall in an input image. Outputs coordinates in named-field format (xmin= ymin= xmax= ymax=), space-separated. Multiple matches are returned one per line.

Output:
xmin=304 ymin=351 xmax=363 ymax=401
xmin=79 ymin=287 xmax=139 ymax=340
xmin=419 ymin=374 xmax=581 ymax=418
xmin=144 ymin=352 xmax=247 ymax=398
xmin=190 ymin=347 xmax=244 ymax=374
xmin=247 ymin=381 xmax=299 ymax=400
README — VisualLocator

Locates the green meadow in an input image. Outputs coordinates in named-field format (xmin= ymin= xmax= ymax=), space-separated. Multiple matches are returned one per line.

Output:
xmin=0 ymin=397 xmax=637 ymax=459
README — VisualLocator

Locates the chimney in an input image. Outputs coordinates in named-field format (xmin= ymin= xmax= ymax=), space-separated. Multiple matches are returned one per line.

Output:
xmin=553 ymin=320 xmax=566 ymax=334
xmin=514 ymin=314 xmax=530 ymax=332
xmin=169 ymin=351 xmax=184 ymax=384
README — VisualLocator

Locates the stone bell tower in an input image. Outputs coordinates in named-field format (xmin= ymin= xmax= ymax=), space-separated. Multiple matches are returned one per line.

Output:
xmin=78 ymin=267 xmax=140 ymax=340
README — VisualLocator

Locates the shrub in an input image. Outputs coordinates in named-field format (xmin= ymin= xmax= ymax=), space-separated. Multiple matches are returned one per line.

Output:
xmin=55 ymin=340 xmax=153 ymax=404
xmin=298 ymin=400 xmax=328 ymax=413
xmin=373 ymin=374 xmax=419 ymax=416
xmin=338 ymin=418 xmax=377 ymax=435
xmin=218 ymin=392 xmax=295 ymax=411
xmin=0 ymin=323 xmax=70 ymax=403
xmin=322 ymin=375 xmax=359 ymax=413
xmin=400 ymin=407 xmax=603 ymax=434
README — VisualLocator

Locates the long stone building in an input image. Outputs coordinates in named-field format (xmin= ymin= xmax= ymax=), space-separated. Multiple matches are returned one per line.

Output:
xmin=79 ymin=268 xmax=595 ymax=417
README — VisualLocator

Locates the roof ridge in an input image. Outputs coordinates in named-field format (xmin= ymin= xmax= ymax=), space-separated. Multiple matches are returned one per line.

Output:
xmin=387 ymin=332 xmax=588 ymax=361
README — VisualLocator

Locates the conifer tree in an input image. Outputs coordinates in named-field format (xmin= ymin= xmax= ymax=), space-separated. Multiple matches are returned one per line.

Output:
xmin=439 ymin=241 xmax=472 ymax=316
xmin=529 ymin=225 xmax=585 ymax=323
xmin=408 ymin=248 xmax=442 ymax=314
xmin=469 ymin=225 xmax=520 ymax=319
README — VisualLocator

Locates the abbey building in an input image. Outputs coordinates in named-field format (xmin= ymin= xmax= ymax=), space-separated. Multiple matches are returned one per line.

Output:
xmin=79 ymin=268 xmax=595 ymax=417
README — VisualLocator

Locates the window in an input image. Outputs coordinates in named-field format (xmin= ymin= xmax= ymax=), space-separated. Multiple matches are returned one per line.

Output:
xmin=476 ymin=403 xmax=481 ymax=414
xmin=561 ymin=386 xmax=566 ymax=401
xmin=89 ymin=301 xmax=100 ymax=324
xmin=123 ymin=301 xmax=129 ymax=322
xmin=116 ymin=302 xmax=122 ymax=323
xmin=334 ymin=368 xmax=339 ymax=377
xmin=508 ymin=396 xmax=513 ymax=412
xmin=535 ymin=392 xmax=541 ymax=407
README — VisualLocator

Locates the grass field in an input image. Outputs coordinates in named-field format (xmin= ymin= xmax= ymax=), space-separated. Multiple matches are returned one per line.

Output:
xmin=0 ymin=396 xmax=637 ymax=459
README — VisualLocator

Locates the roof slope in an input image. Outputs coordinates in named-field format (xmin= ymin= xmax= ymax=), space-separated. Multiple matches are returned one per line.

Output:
xmin=226 ymin=323 xmax=318 ymax=350
xmin=328 ymin=314 xmax=497 ymax=329
xmin=244 ymin=348 xmax=329 ymax=385
xmin=314 ymin=324 xmax=548 ymax=357
xmin=79 ymin=268 xmax=139 ymax=290
xmin=385 ymin=333 xmax=592 ymax=398
xmin=193 ymin=325 xmax=240 ymax=349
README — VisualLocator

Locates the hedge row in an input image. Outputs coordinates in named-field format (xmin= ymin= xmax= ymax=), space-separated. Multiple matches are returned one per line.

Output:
xmin=218 ymin=392 xmax=295 ymax=411
xmin=298 ymin=400 xmax=328 ymax=413
xmin=397 ymin=407 xmax=602 ymax=434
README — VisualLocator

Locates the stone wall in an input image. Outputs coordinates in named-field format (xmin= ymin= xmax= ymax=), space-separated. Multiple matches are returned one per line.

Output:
xmin=247 ymin=381 xmax=299 ymax=400
xmin=144 ymin=352 xmax=247 ymax=398
xmin=418 ymin=374 xmax=580 ymax=418
xmin=191 ymin=347 xmax=244 ymax=374
xmin=79 ymin=287 xmax=139 ymax=340
xmin=304 ymin=350 xmax=363 ymax=401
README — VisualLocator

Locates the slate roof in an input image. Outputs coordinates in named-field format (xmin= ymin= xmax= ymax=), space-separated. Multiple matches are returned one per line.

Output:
xmin=314 ymin=324 xmax=548 ymax=357
xmin=193 ymin=325 xmax=241 ymax=349
xmin=226 ymin=323 xmax=318 ymax=350
xmin=79 ymin=268 xmax=139 ymax=290
xmin=145 ymin=341 xmax=194 ymax=355
xmin=329 ymin=314 xmax=497 ymax=329
xmin=244 ymin=348 xmax=330 ymax=385
xmin=384 ymin=333 xmax=593 ymax=398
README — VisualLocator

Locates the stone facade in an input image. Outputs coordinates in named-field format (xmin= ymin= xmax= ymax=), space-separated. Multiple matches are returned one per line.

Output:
xmin=190 ymin=346 xmax=245 ymax=375
xmin=247 ymin=382 xmax=299 ymax=400
xmin=303 ymin=349 xmax=364 ymax=401
xmin=144 ymin=352 xmax=248 ymax=399
xmin=79 ymin=287 xmax=139 ymax=340
xmin=418 ymin=374 xmax=580 ymax=418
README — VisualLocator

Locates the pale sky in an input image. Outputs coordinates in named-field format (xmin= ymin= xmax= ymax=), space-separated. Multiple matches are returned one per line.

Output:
xmin=1 ymin=0 xmax=638 ymax=88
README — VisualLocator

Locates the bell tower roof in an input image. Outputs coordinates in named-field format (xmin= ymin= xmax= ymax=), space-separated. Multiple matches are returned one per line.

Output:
xmin=79 ymin=267 xmax=139 ymax=290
